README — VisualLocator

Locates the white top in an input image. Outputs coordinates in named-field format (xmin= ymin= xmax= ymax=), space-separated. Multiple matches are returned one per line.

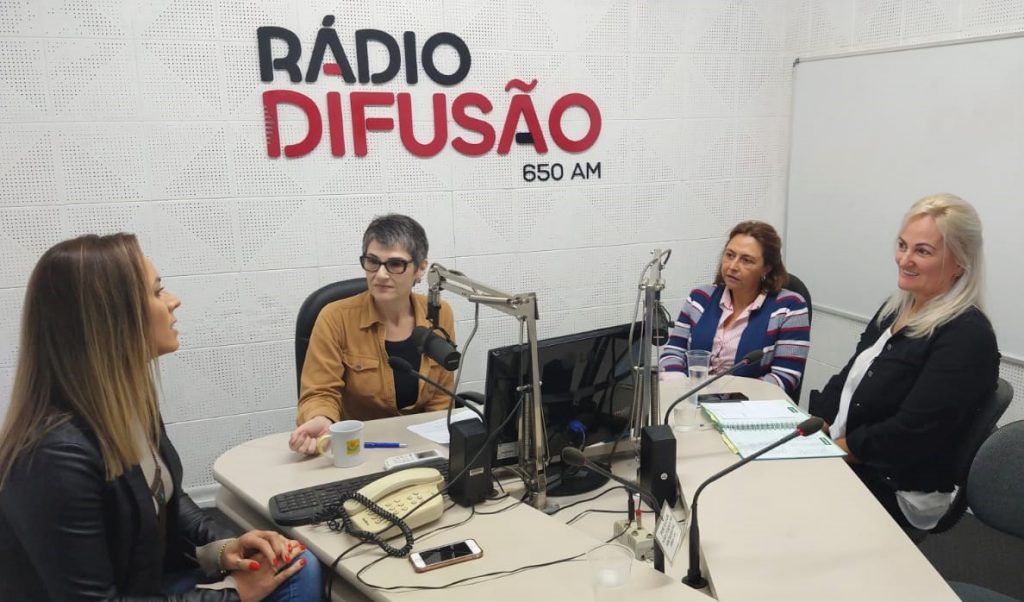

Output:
xmin=829 ymin=327 xmax=894 ymax=441
xmin=831 ymin=326 xmax=953 ymax=530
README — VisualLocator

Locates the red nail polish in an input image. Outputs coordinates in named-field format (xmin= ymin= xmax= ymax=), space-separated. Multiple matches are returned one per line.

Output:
xmin=249 ymin=561 xmax=260 ymax=571
xmin=284 ymin=555 xmax=291 ymax=563
xmin=272 ymin=558 xmax=278 ymax=567
xmin=299 ymin=559 xmax=306 ymax=567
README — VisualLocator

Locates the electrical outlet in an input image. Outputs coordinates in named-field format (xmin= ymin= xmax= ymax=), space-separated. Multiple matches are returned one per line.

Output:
xmin=613 ymin=519 xmax=655 ymax=561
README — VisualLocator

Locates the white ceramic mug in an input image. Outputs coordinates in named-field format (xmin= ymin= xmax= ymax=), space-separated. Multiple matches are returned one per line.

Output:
xmin=316 ymin=420 xmax=366 ymax=468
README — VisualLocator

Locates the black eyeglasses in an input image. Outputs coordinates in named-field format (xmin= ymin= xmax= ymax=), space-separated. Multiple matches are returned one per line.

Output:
xmin=360 ymin=255 xmax=415 ymax=274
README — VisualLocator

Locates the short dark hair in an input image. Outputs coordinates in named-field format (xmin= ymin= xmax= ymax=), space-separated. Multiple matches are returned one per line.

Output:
xmin=713 ymin=221 xmax=789 ymax=294
xmin=362 ymin=214 xmax=429 ymax=265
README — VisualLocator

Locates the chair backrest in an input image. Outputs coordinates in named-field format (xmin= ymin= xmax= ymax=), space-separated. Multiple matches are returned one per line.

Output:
xmin=930 ymin=378 xmax=1014 ymax=533
xmin=966 ymin=420 xmax=1024 ymax=539
xmin=784 ymin=272 xmax=812 ymax=325
xmin=782 ymin=272 xmax=812 ymax=402
xmin=294 ymin=278 xmax=368 ymax=396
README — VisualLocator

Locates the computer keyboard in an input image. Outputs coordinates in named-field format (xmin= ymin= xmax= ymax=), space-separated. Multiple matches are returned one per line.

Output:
xmin=269 ymin=457 xmax=450 ymax=526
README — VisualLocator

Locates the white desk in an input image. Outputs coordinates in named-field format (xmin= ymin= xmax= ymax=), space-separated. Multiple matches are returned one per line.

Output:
xmin=213 ymin=377 xmax=957 ymax=601
xmin=213 ymin=413 xmax=702 ymax=601
xmin=662 ymin=377 xmax=957 ymax=601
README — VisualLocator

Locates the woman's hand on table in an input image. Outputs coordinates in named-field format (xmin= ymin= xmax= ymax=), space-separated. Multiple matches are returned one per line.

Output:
xmin=289 ymin=416 xmax=332 ymax=455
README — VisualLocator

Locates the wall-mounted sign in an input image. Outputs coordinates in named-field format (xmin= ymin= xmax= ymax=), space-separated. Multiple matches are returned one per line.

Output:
xmin=258 ymin=15 xmax=603 ymax=179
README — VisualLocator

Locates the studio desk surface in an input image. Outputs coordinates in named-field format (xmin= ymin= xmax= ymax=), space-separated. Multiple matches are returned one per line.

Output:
xmin=213 ymin=377 xmax=957 ymax=601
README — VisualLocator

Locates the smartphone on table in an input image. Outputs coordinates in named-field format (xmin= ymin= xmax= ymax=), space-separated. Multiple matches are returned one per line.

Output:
xmin=409 ymin=539 xmax=483 ymax=572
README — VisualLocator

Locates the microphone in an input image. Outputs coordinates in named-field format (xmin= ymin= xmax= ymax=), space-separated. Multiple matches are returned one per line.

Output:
xmin=681 ymin=416 xmax=824 ymax=589
xmin=662 ymin=349 xmax=766 ymax=424
xmin=386 ymin=357 xmax=482 ymax=422
xmin=410 ymin=326 xmax=461 ymax=371
xmin=561 ymin=447 xmax=667 ymax=573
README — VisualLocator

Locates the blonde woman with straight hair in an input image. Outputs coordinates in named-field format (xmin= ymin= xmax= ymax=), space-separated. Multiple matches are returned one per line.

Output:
xmin=810 ymin=194 xmax=1000 ymax=533
xmin=0 ymin=233 xmax=320 ymax=601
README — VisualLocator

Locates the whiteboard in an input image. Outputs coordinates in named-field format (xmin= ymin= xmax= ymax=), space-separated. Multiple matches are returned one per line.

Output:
xmin=786 ymin=35 xmax=1024 ymax=360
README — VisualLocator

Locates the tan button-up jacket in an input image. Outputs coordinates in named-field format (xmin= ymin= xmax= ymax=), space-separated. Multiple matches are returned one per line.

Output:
xmin=296 ymin=291 xmax=456 ymax=423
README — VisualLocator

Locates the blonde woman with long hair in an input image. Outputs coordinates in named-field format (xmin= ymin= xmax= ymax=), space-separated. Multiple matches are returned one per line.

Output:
xmin=809 ymin=194 xmax=1000 ymax=532
xmin=0 ymin=234 xmax=320 ymax=601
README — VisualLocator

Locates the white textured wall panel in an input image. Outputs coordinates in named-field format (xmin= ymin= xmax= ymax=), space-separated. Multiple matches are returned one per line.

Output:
xmin=0 ymin=126 xmax=59 ymax=206
xmin=166 ymin=408 xmax=295 ymax=491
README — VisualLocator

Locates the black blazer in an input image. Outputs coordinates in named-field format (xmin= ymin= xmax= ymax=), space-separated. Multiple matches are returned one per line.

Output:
xmin=809 ymin=306 xmax=999 ymax=492
xmin=0 ymin=417 xmax=240 ymax=601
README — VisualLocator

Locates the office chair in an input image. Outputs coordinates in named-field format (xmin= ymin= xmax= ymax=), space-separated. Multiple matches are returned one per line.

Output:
xmin=782 ymin=272 xmax=812 ymax=402
xmin=294 ymin=277 xmax=368 ymax=396
xmin=903 ymin=378 xmax=1014 ymax=543
xmin=784 ymin=272 xmax=812 ymax=325
xmin=948 ymin=420 xmax=1024 ymax=602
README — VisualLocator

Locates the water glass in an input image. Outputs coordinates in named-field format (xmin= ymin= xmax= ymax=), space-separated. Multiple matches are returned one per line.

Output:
xmin=587 ymin=543 xmax=632 ymax=601
xmin=674 ymin=349 xmax=711 ymax=431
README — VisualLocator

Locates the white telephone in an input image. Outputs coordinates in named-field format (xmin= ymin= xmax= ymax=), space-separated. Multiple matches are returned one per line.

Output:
xmin=342 ymin=467 xmax=445 ymax=537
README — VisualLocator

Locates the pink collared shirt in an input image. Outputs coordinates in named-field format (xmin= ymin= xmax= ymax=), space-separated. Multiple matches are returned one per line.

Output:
xmin=710 ymin=288 xmax=766 ymax=374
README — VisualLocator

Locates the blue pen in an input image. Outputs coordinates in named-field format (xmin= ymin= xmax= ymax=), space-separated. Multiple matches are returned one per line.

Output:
xmin=364 ymin=442 xmax=407 ymax=449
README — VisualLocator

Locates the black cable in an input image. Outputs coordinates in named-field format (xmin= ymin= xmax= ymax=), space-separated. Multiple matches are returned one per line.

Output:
xmin=474 ymin=493 xmax=525 ymax=515
xmin=325 ymin=503 xmax=472 ymax=600
xmin=319 ymin=391 xmax=528 ymax=597
xmin=356 ymin=518 xmax=638 ymax=592
xmin=608 ymin=521 xmax=632 ymax=542
xmin=357 ymin=548 xmax=587 ymax=591
xmin=546 ymin=485 xmax=627 ymax=514
xmin=316 ymin=491 xmax=415 ymax=557
xmin=324 ymin=540 xmax=364 ymax=601
xmin=352 ymin=495 xmax=634 ymax=589
xmin=565 ymin=508 xmax=627 ymax=526
xmin=484 ymin=489 xmax=510 ymax=502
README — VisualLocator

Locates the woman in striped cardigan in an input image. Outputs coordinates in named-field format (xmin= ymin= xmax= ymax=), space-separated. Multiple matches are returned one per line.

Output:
xmin=659 ymin=221 xmax=810 ymax=397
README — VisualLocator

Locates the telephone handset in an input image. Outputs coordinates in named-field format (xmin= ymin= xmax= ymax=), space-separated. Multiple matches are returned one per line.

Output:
xmin=342 ymin=467 xmax=445 ymax=537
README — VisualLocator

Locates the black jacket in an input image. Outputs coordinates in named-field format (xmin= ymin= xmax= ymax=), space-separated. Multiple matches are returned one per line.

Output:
xmin=809 ymin=306 xmax=999 ymax=492
xmin=0 ymin=418 xmax=241 ymax=601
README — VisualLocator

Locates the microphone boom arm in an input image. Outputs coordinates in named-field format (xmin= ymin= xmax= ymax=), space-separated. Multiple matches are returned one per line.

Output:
xmin=630 ymin=249 xmax=670 ymax=440
xmin=426 ymin=264 xmax=548 ymax=510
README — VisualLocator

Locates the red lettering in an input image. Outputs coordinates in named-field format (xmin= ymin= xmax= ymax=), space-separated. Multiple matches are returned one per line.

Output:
xmin=262 ymin=90 xmax=322 ymax=158
xmin=451 ymin=92 xmax=495 ymax=156
xmin=549 ymin=93 xmax=602 ymax=153
xmin=351 ymin=91 xmax=395 ymax=157
xmin=326 ymin=92 xmax=345 ymax=156
xmin=397 ymin=93 xmax=447 ymax=158
xmin=497 ymin=93 xmax=547 ymax=154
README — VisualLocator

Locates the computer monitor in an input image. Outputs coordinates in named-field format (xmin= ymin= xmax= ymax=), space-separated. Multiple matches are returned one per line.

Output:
xmin=482 ymin=322 xmax=644 ymax=496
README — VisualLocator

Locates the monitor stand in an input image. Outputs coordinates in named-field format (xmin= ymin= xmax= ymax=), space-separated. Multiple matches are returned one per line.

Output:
xmin=545 ymin=460 xmax=611 ymax=497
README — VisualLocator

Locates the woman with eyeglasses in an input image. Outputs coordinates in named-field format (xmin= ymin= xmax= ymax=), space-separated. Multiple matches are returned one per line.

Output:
xmin=659 ymin=221 xmax=810 ymax=396
xmin=289 ymin=214 xmax=456 ymax=455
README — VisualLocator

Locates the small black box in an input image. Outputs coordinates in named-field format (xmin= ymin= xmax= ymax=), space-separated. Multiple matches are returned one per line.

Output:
xmin=640 ymin=424 xmax=678 ymax=508
xmin=448 ymin=419 xmax=492 ymax=507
